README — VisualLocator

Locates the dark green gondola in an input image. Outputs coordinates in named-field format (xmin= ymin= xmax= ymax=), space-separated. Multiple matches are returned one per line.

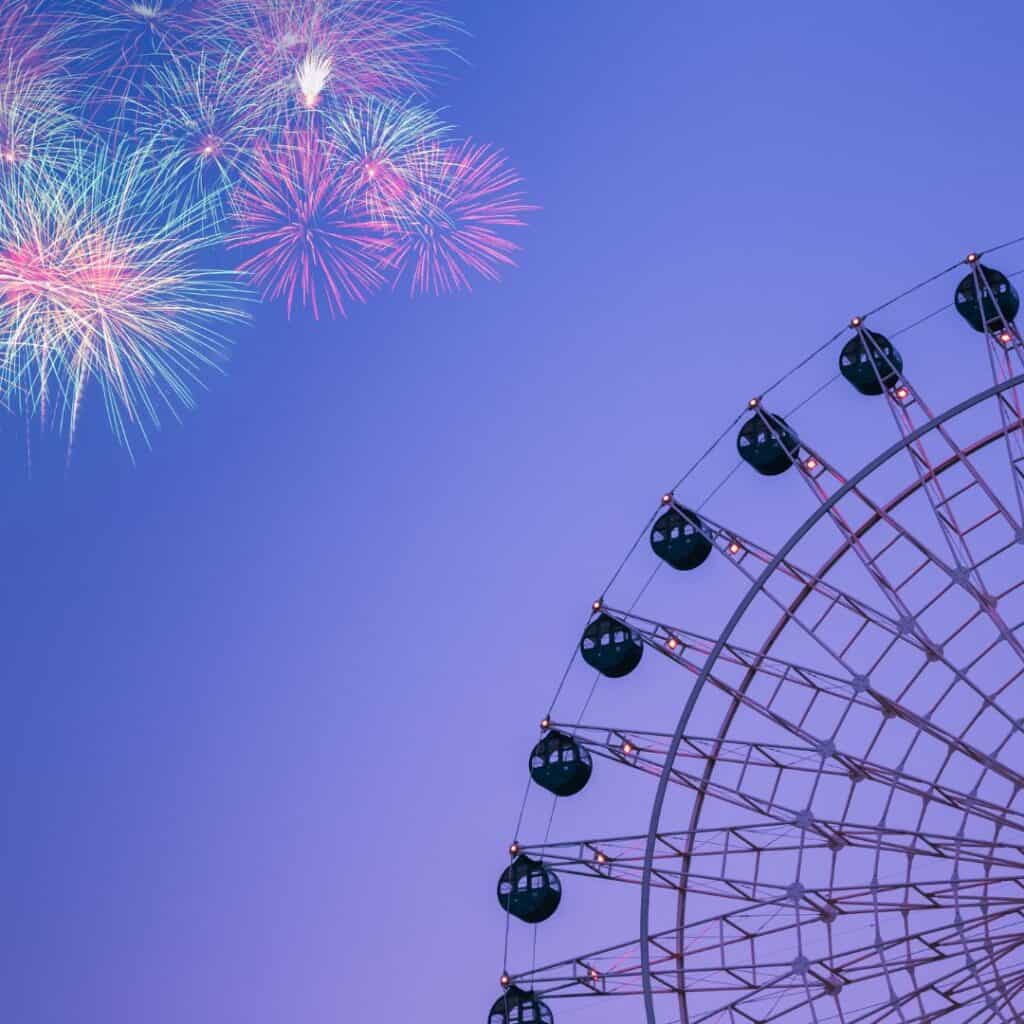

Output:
xmin=954 ymin=264 xmax=1020 ymax=334
xmin=650 ymin=505 xmax=712 ymax=570
xmin=579 ymin=613 xmax=643 ymax=678
xmin=737 ymin=411 xmax=799 ymax=476
xmin=497 ymin=855 xmax=562 ymax=923
xmin=488 ymin=985 xmax=553 ymax=1024
xmin=529 ymin=730 xmax=592 ymax=796
xmin=839 ymin=330 xmax=903 ymax=396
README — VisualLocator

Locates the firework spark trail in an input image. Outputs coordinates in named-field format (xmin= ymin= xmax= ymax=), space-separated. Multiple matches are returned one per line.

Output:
xmin=381 ymin=140 xmax=532 ymax=296
xmin=325 ymin=97 xmax=448 ymax=226
xmin=296 ymin=50 xmax=332 ymax=109
xmin=133 ymin=48 xmax=264 ymax=226
xmin=0 ymin=142 xmax=249 ymax=449
xmin=230 ymin=129 xmax=386 ymax=319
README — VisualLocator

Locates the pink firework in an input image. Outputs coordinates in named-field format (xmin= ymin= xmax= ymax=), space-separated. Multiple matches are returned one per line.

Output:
xmin=230 ymin=130 xmax=386 ymax=318
xmin=201 ymin=0 xmax=453 ymax=118
xmin=382 ymin=140 xmax=531 ymax=296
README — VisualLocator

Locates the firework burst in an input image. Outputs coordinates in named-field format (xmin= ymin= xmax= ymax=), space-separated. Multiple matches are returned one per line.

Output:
xmin=381 ymin=140 xmax=531 ymax=295
xmin=324 ymin=97 xmax=447 ymax=225
xmin=0 ymin=142 xmax=249 ymax=447
xmin=133 ymin=49 xmax=263 ymax=226
xmin=230 ymin=129 xmax=385 ymax=318
xmin=0 ymin=1 xmax=529 ymax=454
xmin=203 ymin=0 xmax=454 ymax=120
xmin=0 ymin=2 xmax=80 ymax=170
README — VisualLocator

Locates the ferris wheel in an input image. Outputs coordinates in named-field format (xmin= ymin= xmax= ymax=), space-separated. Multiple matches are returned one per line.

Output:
xmin=488 ymin=245 xmax=1024 ymax=1024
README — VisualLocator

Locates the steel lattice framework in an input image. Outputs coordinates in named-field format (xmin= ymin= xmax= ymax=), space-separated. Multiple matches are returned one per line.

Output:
xmin=492 ymin=251 xmax=1024 ymax=1024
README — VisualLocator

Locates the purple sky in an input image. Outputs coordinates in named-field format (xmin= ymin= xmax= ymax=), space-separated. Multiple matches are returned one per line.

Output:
xmin=5 ymin=2 xmax=1024 ymax=1022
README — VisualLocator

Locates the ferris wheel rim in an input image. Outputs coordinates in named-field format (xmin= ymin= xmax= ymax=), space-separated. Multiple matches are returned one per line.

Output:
xmin=493 ymin=251 xmax=1024 ymax=1024
xmin=638 ymin=369 xmax=1024 ymax=1024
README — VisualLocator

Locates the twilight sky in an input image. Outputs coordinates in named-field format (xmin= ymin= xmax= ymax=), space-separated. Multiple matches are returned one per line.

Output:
xmin=5 ymin=2 xmax=1024 ymax=1022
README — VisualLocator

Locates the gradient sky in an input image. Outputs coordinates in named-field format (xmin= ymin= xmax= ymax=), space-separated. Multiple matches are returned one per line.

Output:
xmin=5 ymin=2 xmax=1024 ymax=1022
